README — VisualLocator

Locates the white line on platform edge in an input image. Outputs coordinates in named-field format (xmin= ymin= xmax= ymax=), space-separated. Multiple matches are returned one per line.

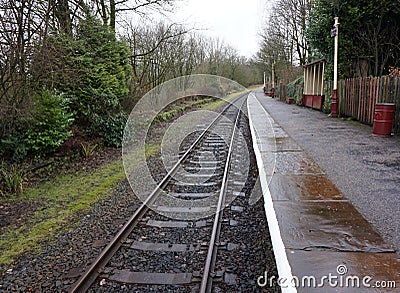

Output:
xmin=247 ymin=91 xmax=297 ymax=293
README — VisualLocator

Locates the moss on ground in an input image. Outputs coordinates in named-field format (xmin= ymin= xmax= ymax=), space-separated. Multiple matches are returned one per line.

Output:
xmin=0 ymin=144 xmax=158 ymax=265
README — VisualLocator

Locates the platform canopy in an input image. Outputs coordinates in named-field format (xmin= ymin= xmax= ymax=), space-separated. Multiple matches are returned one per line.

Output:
xmin=303 ymin=58 xmax=326 ymax=96
xmin=302 ymin=58 xmax=326 ymax=110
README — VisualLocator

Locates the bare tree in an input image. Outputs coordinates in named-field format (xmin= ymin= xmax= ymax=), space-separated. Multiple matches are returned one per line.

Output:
xmin=260 ymin=0 xmax=312 ymax=66
xmin=94 ymin=0 xmax=175 ymax=30
xmin=0 ymin=0 xmax=53 ymax=136
xmin=122 ymin=21 xmax=193 ymax=107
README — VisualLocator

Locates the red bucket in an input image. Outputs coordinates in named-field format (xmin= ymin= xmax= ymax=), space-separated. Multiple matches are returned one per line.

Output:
xmin=373 ymin=103 xmax=395 ymax=137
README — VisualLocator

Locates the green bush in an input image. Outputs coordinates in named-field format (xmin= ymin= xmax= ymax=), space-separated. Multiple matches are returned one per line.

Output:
xmin=25 ymin=89 xmax=74 ymax=156
xmin=0 ymin=134 xmax=28 ymax=162
xmin=92 ymin=112 xmax=127 ymax=147
xmin=286 ymin=76 xmax=304 ymax=105
xmin=0 ymin=89 xmax=73 ymax=160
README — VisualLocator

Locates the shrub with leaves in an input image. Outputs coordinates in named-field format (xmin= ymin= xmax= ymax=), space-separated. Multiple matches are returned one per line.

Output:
xmin=0 ymin=89 xmax=73 ymax=160
xmin=0 ymin=131 xmax=29 ymax=162
xmin=34 ymin=17 xmax=132 ymax=148
xmin=286 ymin=76 xmax=304 ymax=104
xmin=92 ymin=112 xmax=127 ymax=147
xmin=25 ymin=89 xmax=74 ymax=156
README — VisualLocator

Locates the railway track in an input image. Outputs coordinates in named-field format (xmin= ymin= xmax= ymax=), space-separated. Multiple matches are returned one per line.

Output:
xmin=69 ymin=94 xmax=262 ymax=292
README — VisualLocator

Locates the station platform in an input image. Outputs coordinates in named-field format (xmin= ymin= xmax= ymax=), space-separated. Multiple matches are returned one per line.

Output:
xmin=247 ymin=90 xmax=400 ymax=292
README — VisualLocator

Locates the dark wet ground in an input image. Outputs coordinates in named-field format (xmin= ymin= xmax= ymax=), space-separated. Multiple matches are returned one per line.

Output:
xmin=254 ymin=89 xmax=400 ymax=256
xmin=249 ymin=90 xmax=400 ymax=292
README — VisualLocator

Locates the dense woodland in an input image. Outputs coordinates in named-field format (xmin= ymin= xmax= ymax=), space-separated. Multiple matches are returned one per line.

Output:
xmin=0 ymin=0 xmax=261 ymax=166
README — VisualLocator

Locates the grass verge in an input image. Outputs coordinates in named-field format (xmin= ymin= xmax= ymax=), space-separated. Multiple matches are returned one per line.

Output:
xmin=200 ymin=89 xmax=252 ymax=111
xmin=0 ymin=144 xmax=159 ymax=265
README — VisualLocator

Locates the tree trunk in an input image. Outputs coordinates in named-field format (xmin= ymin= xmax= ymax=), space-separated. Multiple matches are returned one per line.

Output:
xmin=99 ymin=0 xmax=108 ymax=26
xmin=55 ymin=0 xmax=72 ymax=36
xmin=110 ymin=0 xmax=116 ymax=31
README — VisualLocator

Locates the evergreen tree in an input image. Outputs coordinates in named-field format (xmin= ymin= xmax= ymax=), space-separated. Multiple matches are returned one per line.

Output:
xmin=36 ymin=17 xmax=132 ymax=147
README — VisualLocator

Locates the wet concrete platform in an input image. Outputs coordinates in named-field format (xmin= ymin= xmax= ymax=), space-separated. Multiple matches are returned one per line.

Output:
xmin=247 ymin=93 xmax=400 ymax=292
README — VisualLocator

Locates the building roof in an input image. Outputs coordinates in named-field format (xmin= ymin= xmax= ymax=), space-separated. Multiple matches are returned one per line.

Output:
xmin=303 ymin=58 xmax=326 ymax=68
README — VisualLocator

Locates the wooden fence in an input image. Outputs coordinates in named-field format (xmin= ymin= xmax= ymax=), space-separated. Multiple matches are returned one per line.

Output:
xmin=336 ymin=76 xmax=400 ymax=134
xmin=277 ymin=76 xmax=400 ymax=134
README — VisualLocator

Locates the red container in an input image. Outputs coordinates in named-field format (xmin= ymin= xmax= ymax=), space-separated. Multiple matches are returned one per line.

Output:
xmin=373 ymin=103 xmax=395 ymax=136
xmin=286 ymin=97 xmax=294 ymax=104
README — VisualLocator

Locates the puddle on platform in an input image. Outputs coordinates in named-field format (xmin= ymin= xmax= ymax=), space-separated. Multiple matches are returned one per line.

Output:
xmin=274 ymin=201 xmax=394 ymax=253
xmin=269 ymin=175 xmax=345 ymax=201
xmin=296 ymin=175 xmax=344 ymax=200
xmin=287 ymin=250 xmax=400 ymax=292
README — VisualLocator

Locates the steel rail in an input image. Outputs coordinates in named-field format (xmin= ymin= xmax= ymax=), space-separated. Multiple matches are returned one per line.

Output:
xmin=69 ymin=93 xmax=248 ymax=292
xmin=199 ymin=96 xmax=246 ymax=293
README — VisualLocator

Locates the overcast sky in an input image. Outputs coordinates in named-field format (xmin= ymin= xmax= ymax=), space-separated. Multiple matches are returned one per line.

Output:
xmin=168 ymin=0 xmax=270 ymax=58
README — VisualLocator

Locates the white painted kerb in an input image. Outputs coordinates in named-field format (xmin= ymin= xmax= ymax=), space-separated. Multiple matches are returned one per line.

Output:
xmin=247 ymin=92 xmax=297 ymax=293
